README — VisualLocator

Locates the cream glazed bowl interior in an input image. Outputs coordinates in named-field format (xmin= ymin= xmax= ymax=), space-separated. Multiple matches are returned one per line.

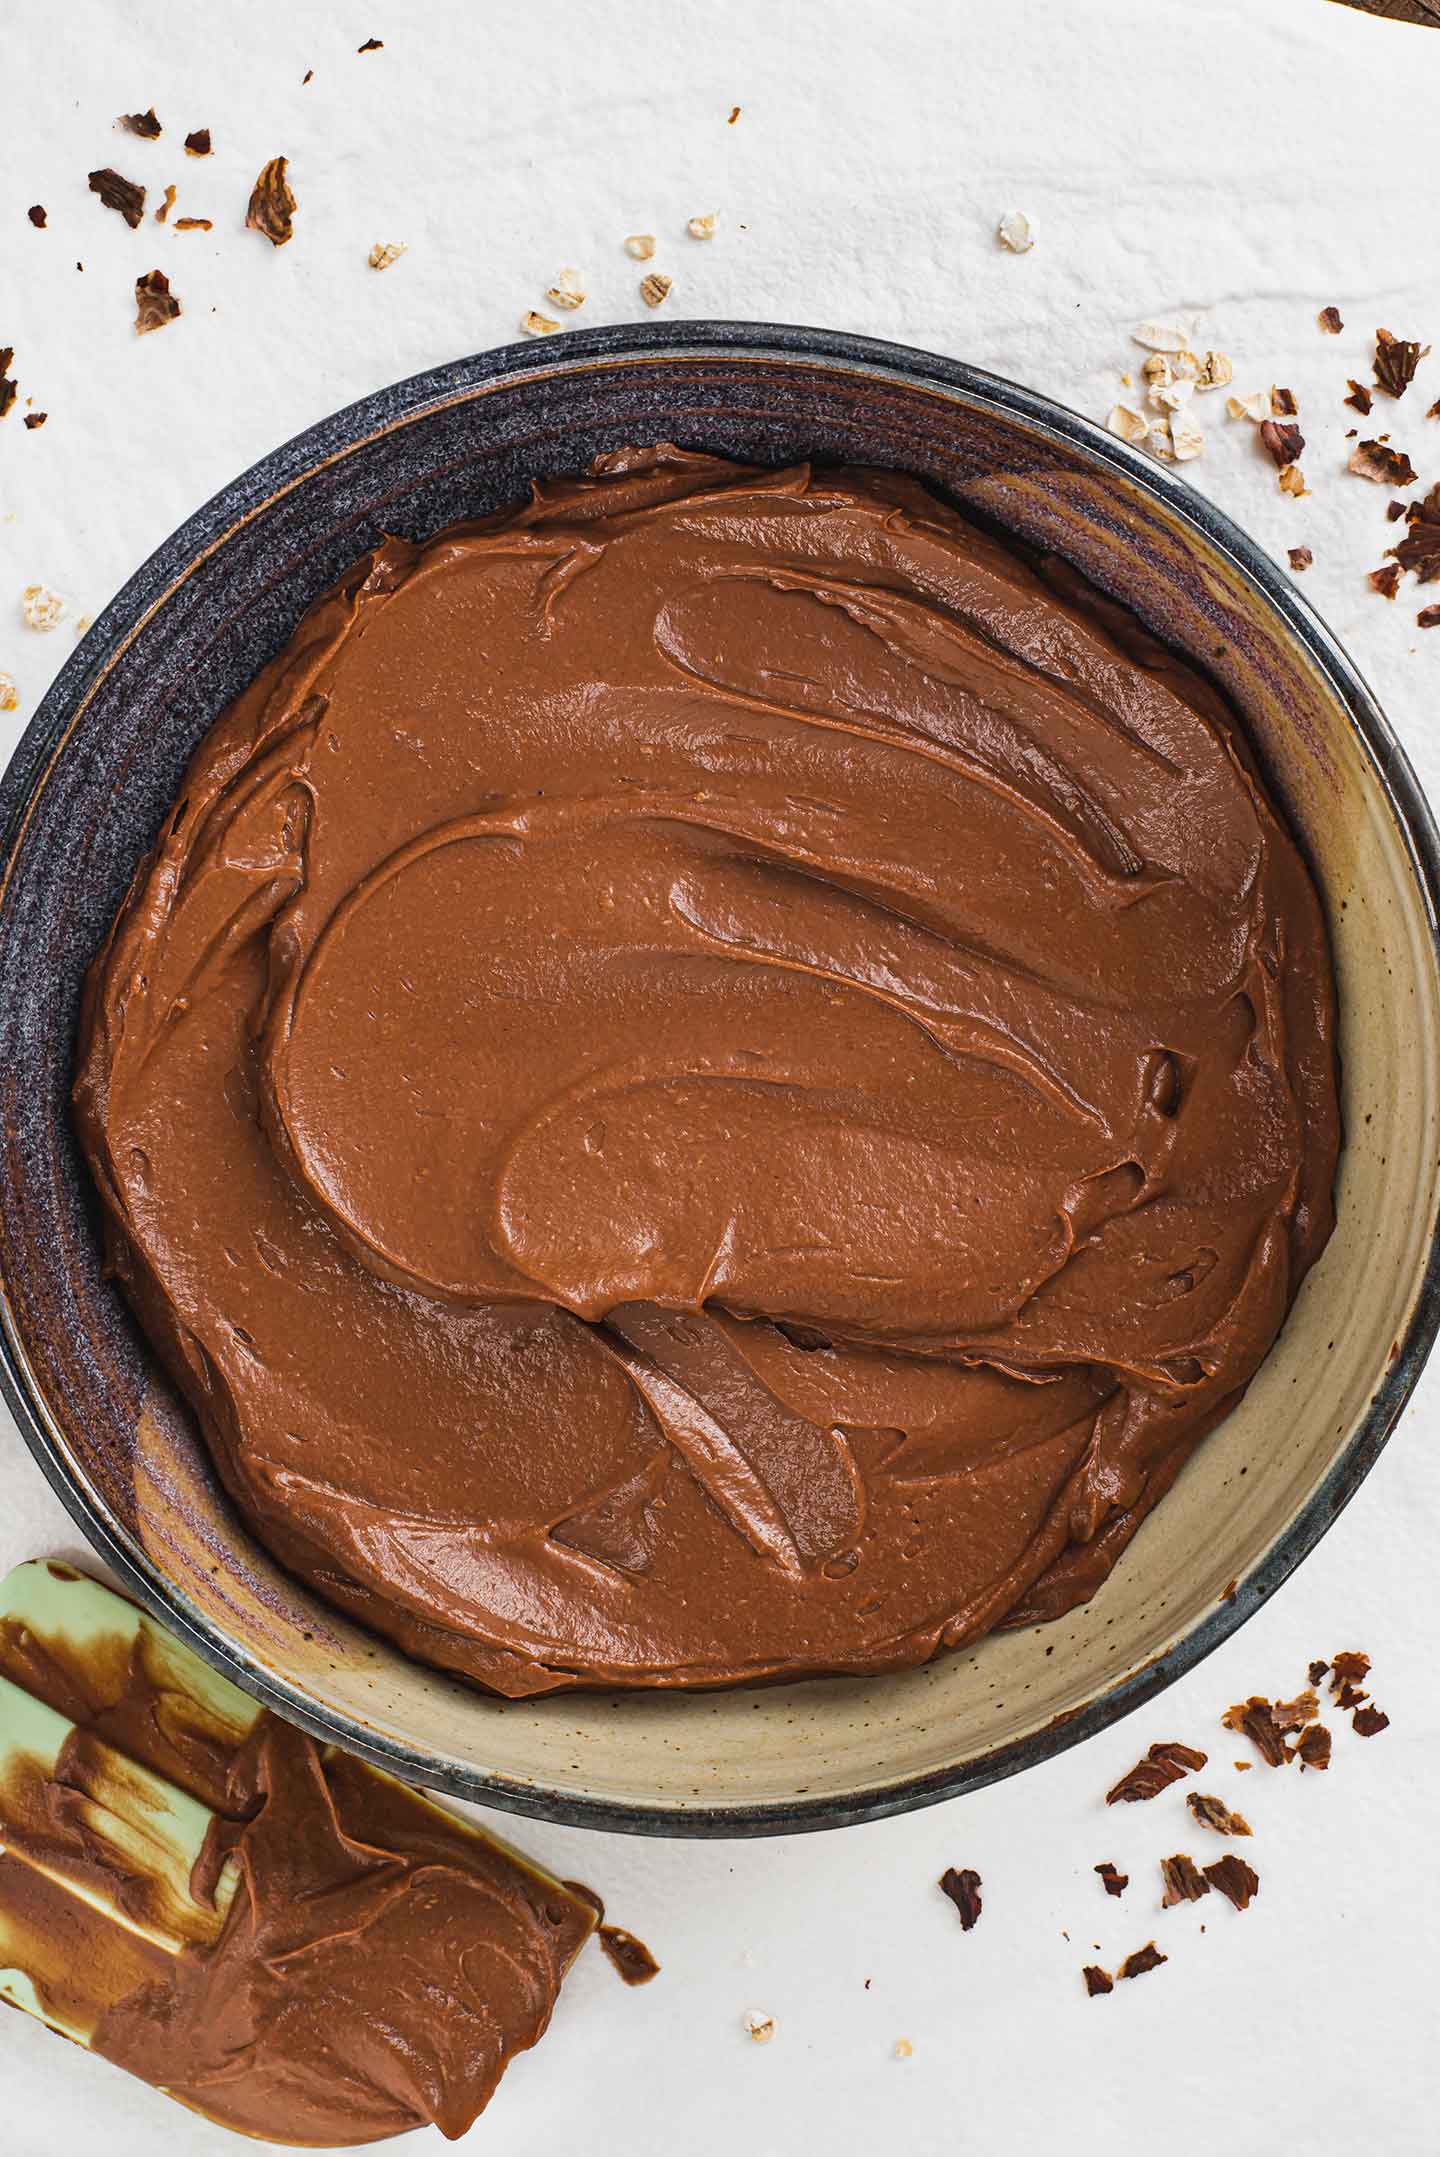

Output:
xmin=1 ymin=322 xmax=1437 ymax=1836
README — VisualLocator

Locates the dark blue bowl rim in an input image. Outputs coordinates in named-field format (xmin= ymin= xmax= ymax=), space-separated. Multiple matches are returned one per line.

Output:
xmin=3 ymin=320 xmax=1438 ymax=1839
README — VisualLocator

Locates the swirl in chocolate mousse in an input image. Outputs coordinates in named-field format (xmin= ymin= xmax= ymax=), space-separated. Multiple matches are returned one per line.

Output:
xmin=74 ymin=447 xmax=1340 ymax=1694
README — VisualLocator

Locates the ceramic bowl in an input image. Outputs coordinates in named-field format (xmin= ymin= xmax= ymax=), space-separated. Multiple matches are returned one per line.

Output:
xmin=2 ymin=323 xmax=1438 ymax=1836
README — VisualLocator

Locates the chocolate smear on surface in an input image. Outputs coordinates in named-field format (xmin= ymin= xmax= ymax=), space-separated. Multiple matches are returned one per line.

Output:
xmin=1204 ymin=1855 xmax=1260 ymax=1910
xmin=1082 ymin=1965 xmax=1114 ymax=1996
xmin=246 ymin=157 xmax=296 ymax=246
xmin=1186 ymin=1792 xmax=1252 ymax=1836
xmin=939 ymin=1867 xmax=983 ymax=1930
xmin=1118 ymin=1943 xmax=1167 ymax=1980
xmin=1107 ymin=1741 xmax=1207 ymax=1804
xmin=562 ymin=1882 xmax=660 ymax=1984
xmin=1159 ymin=1854 xmax=1210 ymax=1907
xmin=88 ymin=168 xmax=146 ymax=227
xmin=1094 ymin=1862 xmax=1128 ymax=1898
xmin=1374 ymin=328 xmax=1426 ymax=399
xmin=134 ymin=269 xmax=180 ymax=334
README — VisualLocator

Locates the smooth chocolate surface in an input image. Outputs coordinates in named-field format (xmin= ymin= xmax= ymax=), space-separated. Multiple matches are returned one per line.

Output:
xmin=73 ymin=446 xmax=1340 ymax=1694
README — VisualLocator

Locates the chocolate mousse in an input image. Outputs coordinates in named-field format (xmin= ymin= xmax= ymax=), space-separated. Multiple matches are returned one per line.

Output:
xmin=74 ymin=446 xmax=1340 ymax=1694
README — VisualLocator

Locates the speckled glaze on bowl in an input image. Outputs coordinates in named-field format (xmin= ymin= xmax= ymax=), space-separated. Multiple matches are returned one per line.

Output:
xmin=2 ymin=324 xmax=1438 ymax=1837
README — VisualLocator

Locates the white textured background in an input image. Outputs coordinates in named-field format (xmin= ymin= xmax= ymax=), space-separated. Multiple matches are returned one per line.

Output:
xmin=3 ymin=3 xmax=1440 ymax=2152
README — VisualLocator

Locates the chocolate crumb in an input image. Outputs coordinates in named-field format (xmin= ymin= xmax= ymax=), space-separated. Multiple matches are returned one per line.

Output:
xmin=728 ymin=104 xmax=741 ymax=123
xmin=1083 ymin=1965 xmax=1114 ymax=1997
xmin=184 ymin=128 xmax=212 ymax=156
xmin=155 ymin=183 xmax=176 ymax=225
xmin=23 ymin=411 xmax=46 ymax=430
xmin=1160 ymin=1854 xmax=1211 ymax=1907
xmin=134 ymin=268 xmax=180 ymax=334
xmin=1234 ymin=1760 xmax=1251 ymax=1770
xmin=598 ymin=1924 xmax=660 ymax=1984
xmin=1118 ymin=1943 xmax=1167 ymax=1980
xmin=1307 ymin=1659 xmax=1329 ymax=1687
xmin=1106 ymin=1741 xmax=1207 ymax=1804
xmin=302 ymin=68 xmax=314 ymax=84
xmin=1094 ymin=1862 xmax=1129 ymax=1898
xmin=1222 ymin=1696 xmax=1289 ymax=1767
xmin=1328 ymin=1652 xmax=1372 ymax=1692
xmin=1349 ymin=439 xmax=1418 ymax=486
xmin=246 ymin=157 xmax=297 ymax=246
xmin=1429 ymin=400 xmax=1440 ymax=421
xmin=358 ymin=36 xmax=384 ymax=51
xmin=1288 ymin=546 xmax=1313 ymax=571
xmin=1346 ymin=380 xmax=1374 ymax=415
xmin=938 ymin=1866 xmax=982 ymax=1931
xmin=1295 ymin=1723 xmax=1332 ymax=1770
xmin=120 ymin=107 xmax=162 ymax=139
xmin=0 ymin=347 xmax=16 ymax=420
xmin=1271 ymin=386 xmax=1299 ymax=416
xmin=174 ymin=217 xmax=213 ymax=231
xmin=1388 ymin=500 xmax=1409 ymax=522
xmin=1370 ymin=563 xmax=1403 ymax=600
xmin=1204 ymin=1855 xmax=1259 ymax=1911
xmin=1352 ymin=1704 xmax=1390 ymax=1738
xmin=1375 ymin=327 xmax=1426 ymax=399
xmin=1186 ymin=1792 xmax=1252 ymax=1837
xmin=1318 ymin=306 xmax=1344 ymax=335
xmin=1417 ymin=604 xmax=1440 ymax=627
xmin=1259 ymin=419 xmax=1304 ymax=467
xmin=88 ymin=168 xmax=146 ymax=228
xmin=27 ymin=205 xmax=46 ymax=228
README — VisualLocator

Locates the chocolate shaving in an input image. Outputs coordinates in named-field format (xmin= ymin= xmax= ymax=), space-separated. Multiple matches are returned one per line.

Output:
xmin=1374 ymin=327 xmax=1426 ymax=399
xmin=1388 ymin=500 xmax=1410 ymax=522
xmin=1118 ymin=1943 xmax=1167 ymax=1980
xmin=1370 ymin=563 xmax=1403 ymax=600
xmin=23 ymin=411 xmax=46 ymax=430
xmin=1295 ymin=1723 xmax=1332 ymax=1770
xmin=1429 ymin=400 xmax=1440 ymax=421
xmin=1288 ymin=546 xmax=1313 ymax=571
xmin=1346 ymin=380 xmax=1374 ymax=415
xmin=156 ymin=184 xmax=176 ymax=226
xmin=1307 ymin=1659 xmax=1329 ymax=1686
xmin=303 ymin=68 xmax=314 ymax=84
xmin=88 ymin=168 xmax=146 ymax=228
xmin=358 ymin=36 xmax=384 ymax=51
xmin=1352 ymin=1705 xmax=1390 ymax=1737
xmin=1106 ymin=1740 xmax=1207 ymax=1804
xmin=1272 ymin=1689 xmax=1319 ymax=1732
xmin=1082 ymin=1964 xmax=1114 ymax=1997
xmin=1336 ymin=1681 xmax=1368 ymax=1710
xmin=0 ymin=347 xmax=16 ymax=421
xmin=1204 ymin=1855 xmax=1260 ymax=1910
xmin=1222 ymin=1696 xmax=1289 ymax=1767
xmin=1328 ymin=1651 xmax=1372 ymax=1692
xmin=184 ymin=128 xmax=212 ymax=157
xmin=939 ymin=1866 xmax=982 ymax=1930
xmin=1318 ymin=306 xmax=1343 ymax=335
xmin=174 ymin=217 xmax=213 ymax=232
xmin=1419 ymin=604 xmax=1440 ymax=628
xmin=1271 ymin=386 xmax=1299 ymax=417
xmin=134 ymin=268 xmax=180 ymax=334
xmin=728 ymin=104 xmax=742 ymax=124
xmin=1186 ymin=1792 xmax=1252 ymax=1836
xmin=1259 ymin=419 xmax=1304 ymax=467
xmin=120 ymin=108 xmax=162 ymax=139
xmin=1393 ymin=486 xmax=1440 ymax=581
xmin=1160 ymin=1854 xmax=1211 ymax=1907
xmin=1094 ymin=1862 xmax=1129 ymax=1898
xmin=1349 ymin=439 xmax=1418 ymax=486
xmin=246 ymin=157 xmax=297 ymax=246
xmin=27 ymin=205 xmax=46 ymax=228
